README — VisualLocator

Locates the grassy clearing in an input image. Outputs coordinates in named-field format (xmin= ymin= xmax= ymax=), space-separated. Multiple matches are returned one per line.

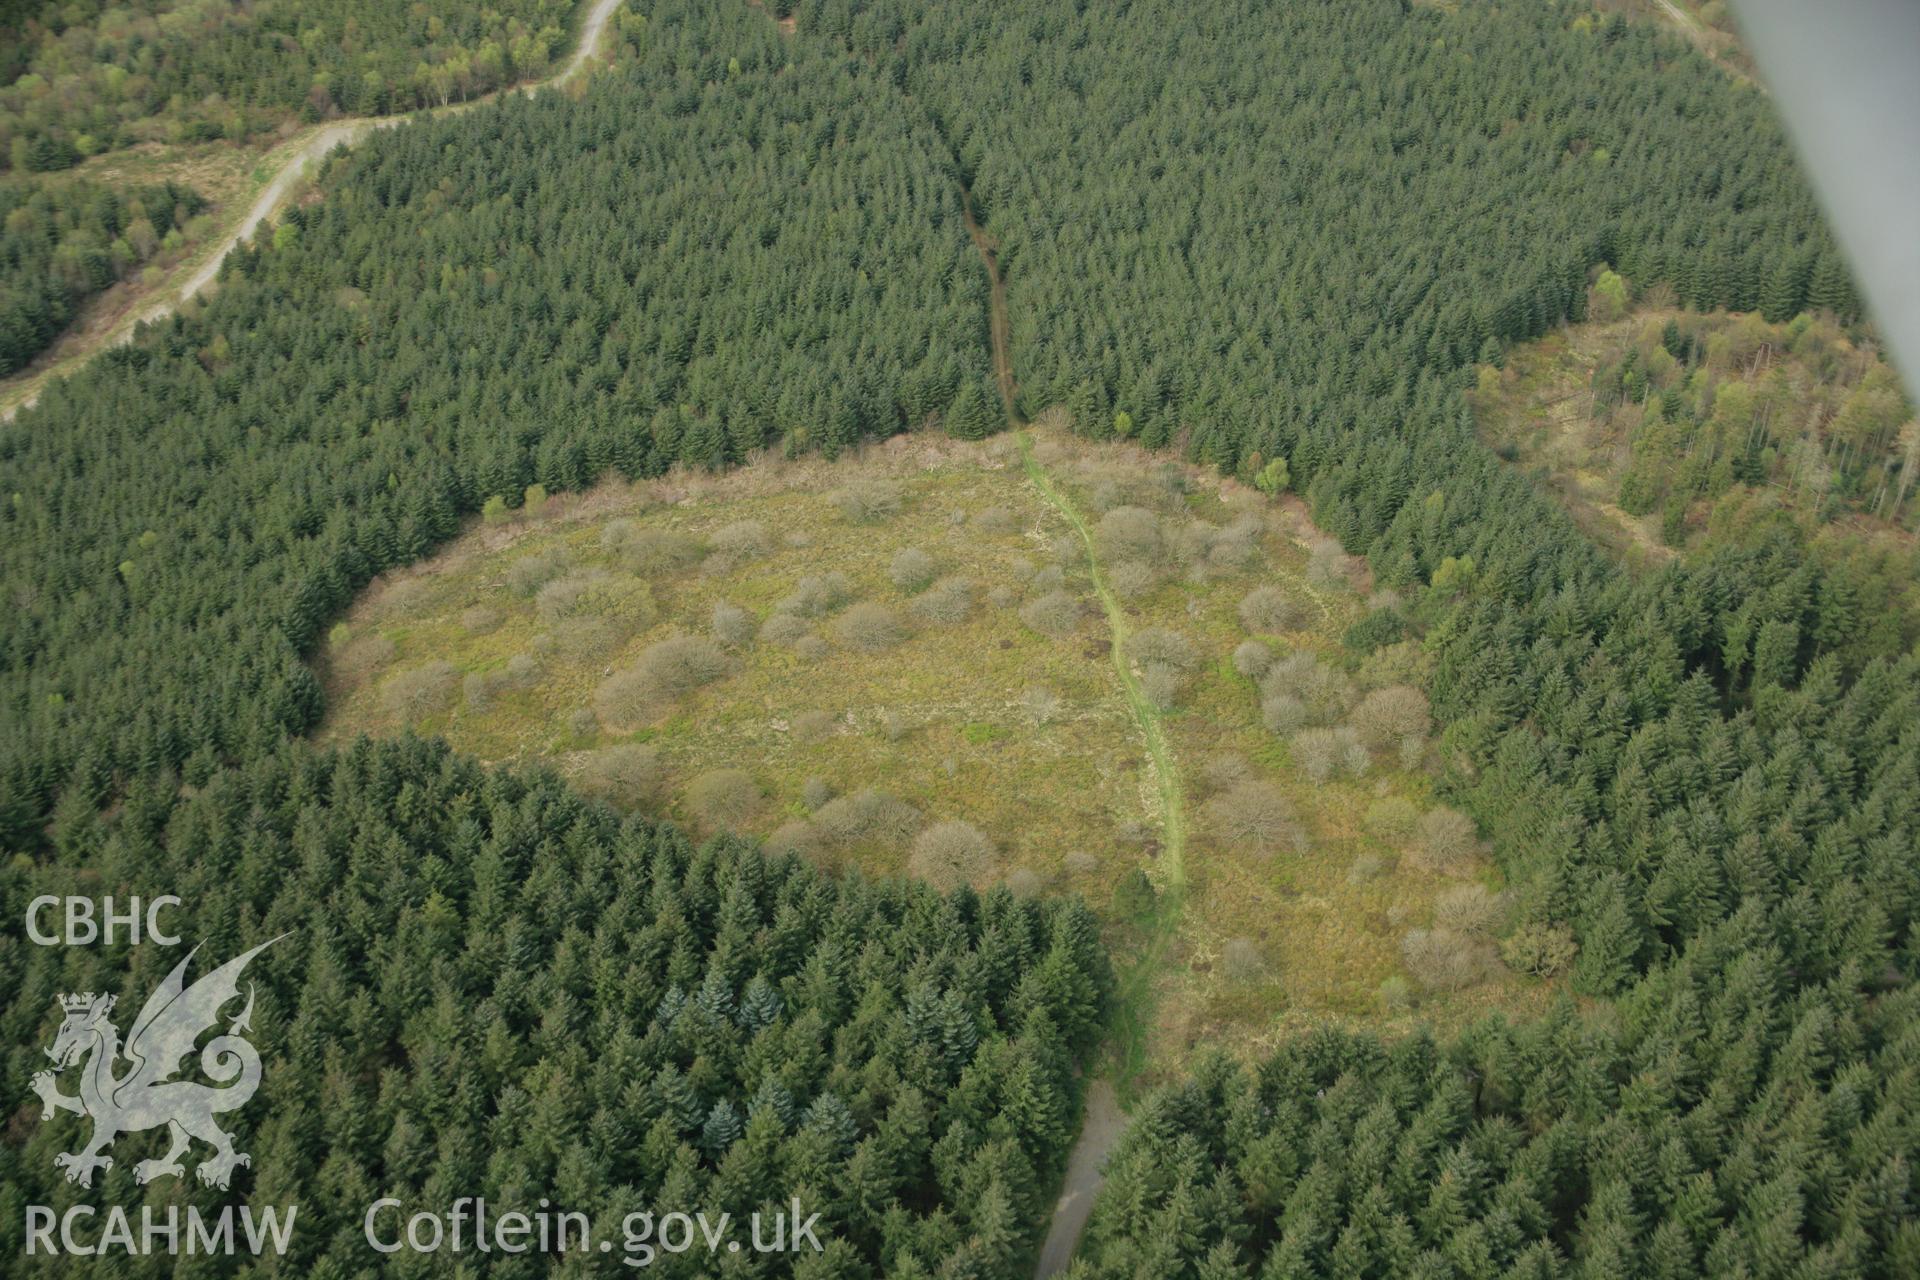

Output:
xmin=320 ymin=429 xmax=1553 ymax=1082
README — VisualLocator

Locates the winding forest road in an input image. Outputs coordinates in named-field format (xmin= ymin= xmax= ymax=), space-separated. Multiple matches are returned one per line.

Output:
xmin=1 ymin=0 xmax=625 ymax=423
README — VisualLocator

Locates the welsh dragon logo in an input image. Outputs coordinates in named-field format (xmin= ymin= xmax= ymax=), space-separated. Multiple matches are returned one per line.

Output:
xmin=29 ymin=937 xmax=282 ymax=1191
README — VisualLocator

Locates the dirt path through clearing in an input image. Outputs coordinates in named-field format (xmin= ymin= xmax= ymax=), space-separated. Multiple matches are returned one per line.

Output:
xmin=1034 ymin=1081 xmax=1128 ymax=1277
xmin=2 ymin=0 xmax=625 ymax=423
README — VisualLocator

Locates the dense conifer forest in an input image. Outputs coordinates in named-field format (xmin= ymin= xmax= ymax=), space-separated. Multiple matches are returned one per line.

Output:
xmin=0 ymin=173 xmax=205 ymax=372
xmin=2 ymin=735 xmax=1113 ymax=1274
xmin=0 ymin=0 xmax=578 ymax=166
xmin=3 ymin=0 xmax=1915 ymax=1275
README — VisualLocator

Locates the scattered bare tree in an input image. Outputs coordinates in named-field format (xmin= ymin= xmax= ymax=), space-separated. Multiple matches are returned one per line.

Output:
xmin=1260 ymin=652 xmax=1355 ymax=724
xmin=1291 ymin=725 xmax=1368 ymax=782
xmin=1021 ymin=686 xmax=1063 ymax=727
xmin=686 ymin=768 xmax=762 ymax=832
xmin=1401 ymin=928 xmax=1496 ymax=992
xmin=1410 ymin=806 xmax=1479 ymax=874
xmin=1203 ymin=781 xmax=1305 ymax=854
xmin=462 ymin=672 xmax=491 ymax=713
xmin=506 ymin=550 xmax=570 ymax=597
xmin=1201 ymin=753 xmax=1252 ymax=794
xmin=382 ymin=661 xmax=458 ymax=722
xmin=1364 ymin=795 xmax=1422 ymax=842
xmin=908 ymin=821 xmax=997 ymax=890
xmin=711 ymin=601 xmax=755 ymax=648
xmin=1020 ymin=590 xmax=1084 ymax=636
xmin=835 ymin=480 xmax=904 ymax=524
xmin=594 ymin=634 xmax=729 ymax=723
xmin=1097 ymin=506 xmax=1164 ymax=563
xmin=1501 ymin=923 xmax=1578 ymax=977
xmin=911 ymin=576 xmax=974 ymax=625
xmin=1233 ymin=640 xmax=1273 ymax=678
xmin=792 ymin=709 xmax=839 ymax=741
xmin=778 ymin=571 xmax=854 ymax=618
xmin=1239 ymin=585 xmax=1309 ymax=633
xmin=1434 ymin=884 xmax=1504 ymax=937
xmin=813 ymin=788 xmax=922 ymax=848
xmin=801 ymin=776 xmax=835 ymax=810
xmin=973 ymin=506 xmax=1018 ymax=534
xmin=1347 ymin=854 xmax=1387 ymax=884
xmin=1005 ymin=867 xmax=1043 ymax=897
xmin=1261 ymin=693 xmax=1308 ymax=736
xmin=575 ymin=744 xmax=666 ymax=808
xmin=759 ymin=612 xmax=813 ymax=647
xmin=619 ymin=528 xmax=706 ymax=575
xmin=890 ymin=547 xmax=937 ymax=593
xmin=1108 ymin=559 xmax=1158 ymax=600
xmin=835 ymin=602 xmax=908 ymax=651
xmin=703 ymin=520 xmax=770 ymax=572
xmin=1349 ymin=685 xmax=1431 ymax=752
xmin=1064 ymin=850 xmax=1099 ymax=877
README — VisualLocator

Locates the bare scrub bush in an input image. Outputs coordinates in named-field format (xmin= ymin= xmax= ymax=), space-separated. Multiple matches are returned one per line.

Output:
xmin=1029 ymin=563 xmax=1068 ymax=594
xmin=1064 ymin=851 xmax=1099 ymax=877
xmin=711 ymin=601 xmax=755 ymax=648
xmin=1307 ymin=539 xmax=1348 ymax=590
xmin=835 ymin=602 xmax=907 ymax=652
xmin=1434 ymin=884 xmax=1504 ymax=937
xmin=1233 ymin=640 xmax=1273 ymax=678
xmin=813 ymin=788 xmax=921 ymax=848
xmin=801 ymin=776 xmax=835 ymax=810
xmin=759 ymin=613 xmax=813 ymax=647
xmin=1021 ymin=686 xmax=1063 ymax=727
xmin=1005 ymin=868 xmax=1043 ymax=897
xmin=1204 ymin=781 xmax=1305 ymax=854
xmin=460 ymin=606 xmax=503 ymax=635
xmin=1410 ymin=806 xmax=1479 ymax=874
xmin=1108 ymin=559 xmax=1157 ymax=600
xmin=594 ymin=634 xmax=729 ymax=723
xmin=620 ymin=528 xmax=706 ymax=575
xmin=1222 ymin=937 xmax=1266 ymax=982
xmin=1141 ymin=664 xmax=1185 ymax=709
xmin=335 ymin=632 xmax=398 ymax=682
xmin=1046 ymin=533 xmax=1082 ymax=567
xmin=1239 ymin=585 xmax=1309 ymax=634
xmin=1207 ymin=516 xmax=1265 ymax=571
xmin=1261 ymin=694 xmax=1308 ymax=736
xmin=599 ymin=519 xmax=636 ymax=553
xmin=835 ymin=480 xmax=904 ymax=524
xmin=536 ymin=569 xmax=653 ymax=630
xmin=1020 ymin=590 xmax=1084 ymax=636
xmin=1292 ymin=726 xmax=1368 ymax=783
xmin=1125 ymin=627 xmax=1198 ymax=674
xmin=1260 ymin=652 xmax=1355 ymax=725
xmin=890 ymin=547 xmax=937 ymax=594
xmin=687 ymin=768 xmax=762 ymax=832
xmin=1379 ymin=976 xmax=1414 ymax=1013
xmin=383 ymin=661 xmax=458 ymax=721
xmin=574 ymin=744 xmax=666 ymax=808
xmin=1502 ymin=923 xmax=1578 ymax=977
xmin=988 ymin=585 xmax=1019 ymax=610
xmin=506 ymin=551 xmax=569 ymax=597
xmin=911 ymin=576 xmax=974 ymax=625
xmin=1401 ymin=928 xmax=1497 ymax=992
xmin=1202 ymin=754 xmax=1252 ymax=794
xmin=503 ymin=653 xmax=542 ymax=687
xmin=462 ymin=672 xmax=491 ymax=713
xmin=794 ymin=635 xmax=829 ymax=660
xmin=1350 ymin=685 xmax=1431 ymax=752
xmin=973 ymin=506 xmax=1018 ymax=534
xmin=1097 ymin=506 xmax=1164 ymax=563
xmin=778 ymin=572 xmax=854 ymax=619
xmin=1364 ymin=795 xmax=1422 ymax=842
xmin=703 ymin=520 xmax=770 ymax=572
xmin=908 ymin=821 xmax=997 ymax=891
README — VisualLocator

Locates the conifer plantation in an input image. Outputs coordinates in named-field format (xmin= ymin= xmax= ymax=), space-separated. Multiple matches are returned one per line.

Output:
xmin=2 ymin=0 xmax=1915 ymax=1276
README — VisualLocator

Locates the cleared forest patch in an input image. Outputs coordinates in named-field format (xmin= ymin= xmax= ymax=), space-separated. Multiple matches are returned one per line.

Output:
xmin=319 ymin=429 xmax=1550 ymax=1077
